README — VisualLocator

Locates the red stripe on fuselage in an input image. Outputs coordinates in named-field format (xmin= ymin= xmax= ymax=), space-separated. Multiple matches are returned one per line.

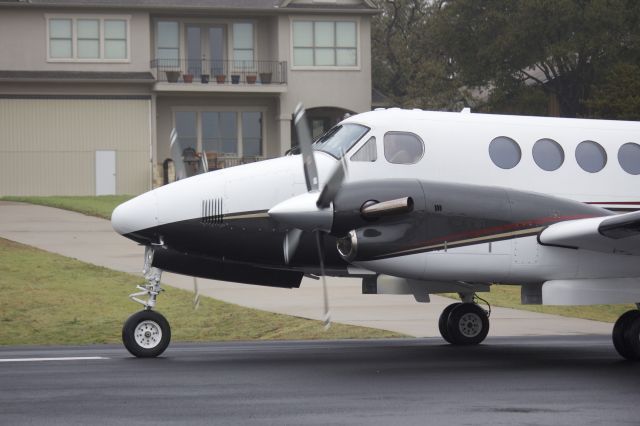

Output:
xmin=586 ymin=202 xmax=640 ymax=205
xmin=405 ymin=214 xmax=597 ymax=250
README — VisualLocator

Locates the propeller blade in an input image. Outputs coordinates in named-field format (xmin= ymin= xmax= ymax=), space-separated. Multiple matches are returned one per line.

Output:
xmin=317 ymin=156 xmax=347 ymax=209
xmin=193 ymin=276 xmax=200 ymax=310
xmin=294 ymin=103 xmax=319 ymax=192
xmin=314 ymin=231 xmax=331 ymax=329
xmin=283 ymin=228 xmax=303 ymax=265
xmin=169 ymin=127 xmax=188 ymax=180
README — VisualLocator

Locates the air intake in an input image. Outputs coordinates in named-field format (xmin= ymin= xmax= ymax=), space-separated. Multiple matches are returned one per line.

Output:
xmin=202 ymin=198 xmax=223 ymax=225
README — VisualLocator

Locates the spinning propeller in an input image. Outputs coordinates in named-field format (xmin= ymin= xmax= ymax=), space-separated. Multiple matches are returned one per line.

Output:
xmin=170 ymin=128 xmax=213 ymax=310
xmin=268 ymin=104 xmax=349 ymax=329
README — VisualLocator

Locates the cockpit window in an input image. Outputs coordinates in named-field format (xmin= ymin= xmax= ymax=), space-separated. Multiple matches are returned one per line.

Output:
xmin=312 ymin=124 xmax=369 ymax=158
xmin=350 ymin=136 xmax=377 ymax=162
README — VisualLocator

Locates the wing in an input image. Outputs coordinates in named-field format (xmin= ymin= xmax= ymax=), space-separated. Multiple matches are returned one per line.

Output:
xmin=538 ymin=210 xmax=640 ymax=255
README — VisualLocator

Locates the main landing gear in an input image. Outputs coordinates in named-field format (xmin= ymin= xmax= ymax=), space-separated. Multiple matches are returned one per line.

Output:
xmin=438 ymin=294 xmax=490 ymax=345
xmin=612 ymin=305 xmax=640 ymax=361
xmin=122 ymin=247 xmax=171 ymax=358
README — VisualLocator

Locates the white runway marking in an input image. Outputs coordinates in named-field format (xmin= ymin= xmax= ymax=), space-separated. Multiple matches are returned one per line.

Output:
xmin=0 ymin=356 xmax=108 ymax=363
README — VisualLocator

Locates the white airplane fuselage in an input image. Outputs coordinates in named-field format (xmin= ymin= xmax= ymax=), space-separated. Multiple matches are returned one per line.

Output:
xmin=112 ymin=109 xmax=640 ymax=302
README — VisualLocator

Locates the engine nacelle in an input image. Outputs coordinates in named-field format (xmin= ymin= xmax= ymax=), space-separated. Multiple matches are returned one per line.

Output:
xmin=331 ymin=179 xmax=426 ymax=237
xmin=334 ymin=179 xmax=604 ymax=264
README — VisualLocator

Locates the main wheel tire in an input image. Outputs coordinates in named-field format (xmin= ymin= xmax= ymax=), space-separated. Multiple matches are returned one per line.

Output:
xmin=122 ymin=310 xmax=171 ymax=358
xmin=612 ymin=310 xmax=640 ymax=360
xmin=438 ymin=303 xmax=462 ymax=344
xmin=446 ymin=303 xmax=489 ymax=345
xmin=621 ymin=312 xmax=640 ymax=361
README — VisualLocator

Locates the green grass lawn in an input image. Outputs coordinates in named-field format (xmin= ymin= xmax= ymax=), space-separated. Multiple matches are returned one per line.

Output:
xmin=0 ymin=195 xmax=131 ymax=219
xmin=0 ymin=238 xmax=402 ymax=346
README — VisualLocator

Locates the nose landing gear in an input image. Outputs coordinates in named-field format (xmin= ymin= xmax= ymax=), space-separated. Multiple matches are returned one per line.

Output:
xmin=122 ymin=246 xmax=171 ymax=358
xmin=122 ymin=310 xmax=171 ymax=358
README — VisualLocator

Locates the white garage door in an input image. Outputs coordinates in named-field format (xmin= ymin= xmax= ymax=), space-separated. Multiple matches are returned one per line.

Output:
xmin=0 ymin=97 xmax=151 ymax=196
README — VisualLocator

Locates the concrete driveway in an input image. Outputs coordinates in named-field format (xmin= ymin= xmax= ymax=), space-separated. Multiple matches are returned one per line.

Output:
xmin=0 ymin=200 xmax=613 ymax=337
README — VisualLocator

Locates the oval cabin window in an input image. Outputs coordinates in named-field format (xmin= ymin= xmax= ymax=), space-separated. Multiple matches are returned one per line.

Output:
xmin=618 ymin=143 xmax=640 ymax=175
xmin=384 ymin=132 xmax=424 ymax=164
xmin=489 ymin=136 xmax=521 ymax=169
xmin=533 ymin=138 xmax=564 ymax=171
xmin=576 ymin=140 xmax=607 ymax=173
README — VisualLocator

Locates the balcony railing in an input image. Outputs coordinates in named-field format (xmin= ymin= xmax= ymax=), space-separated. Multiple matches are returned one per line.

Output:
xmin=163 ymin=152 xmax=268 ymax=184
xmin=151 ymin=58 xmax=287 ymax=85
xmin=203 ymin=153 xmax=266 ymax=171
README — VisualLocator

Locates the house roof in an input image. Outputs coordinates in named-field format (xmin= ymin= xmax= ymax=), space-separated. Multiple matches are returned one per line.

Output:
xmin=0 ymin=0 xmax=379 ymax=13
xmin=0 ymin=70 xmax=155 ymax=83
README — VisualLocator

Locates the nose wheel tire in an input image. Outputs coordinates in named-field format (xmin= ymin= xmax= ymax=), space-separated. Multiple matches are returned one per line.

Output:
xmin=443 ymin=303 xmax=489 ymax=346
xmin=122 ymin=310 xmax=171 ymax=358
xmin=612 ymin=310 xmax=640 ymax=361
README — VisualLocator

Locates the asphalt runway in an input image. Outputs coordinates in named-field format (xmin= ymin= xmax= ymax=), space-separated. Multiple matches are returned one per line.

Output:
xmin=1 ymin=336 xmax=639 ymax=426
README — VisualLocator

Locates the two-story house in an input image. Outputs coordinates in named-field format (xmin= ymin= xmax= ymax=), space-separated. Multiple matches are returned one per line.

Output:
xmin=0 ymin=0 xmax=377 ymax=196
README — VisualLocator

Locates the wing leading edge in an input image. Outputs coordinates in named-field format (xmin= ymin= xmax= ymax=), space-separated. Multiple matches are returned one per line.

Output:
xmin=539 ymin=211 xmax=640 ymax=255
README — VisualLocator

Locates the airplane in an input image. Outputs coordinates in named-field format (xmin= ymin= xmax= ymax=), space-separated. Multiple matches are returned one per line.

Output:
xmin=111 ymin=105 xmax=640 ymax=360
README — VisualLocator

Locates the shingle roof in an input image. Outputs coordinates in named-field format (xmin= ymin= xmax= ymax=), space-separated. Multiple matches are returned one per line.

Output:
xmin=0 ymin=70 xmax=155 ymax=82
xmin=0 ymin=0 xmax=378 ymax=12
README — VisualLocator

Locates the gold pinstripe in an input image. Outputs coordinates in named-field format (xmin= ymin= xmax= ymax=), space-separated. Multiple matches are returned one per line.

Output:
xmin=379 ymin=226 xmax=546 ymax=258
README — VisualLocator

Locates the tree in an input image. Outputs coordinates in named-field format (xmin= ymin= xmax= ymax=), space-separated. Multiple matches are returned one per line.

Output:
xmin=433 ymin=0 xmax=640 ymax=117
xmin=587 ymin=63 xmax=640 ymax=120
xmin=372 ymin=0 xmax=468 ymax=110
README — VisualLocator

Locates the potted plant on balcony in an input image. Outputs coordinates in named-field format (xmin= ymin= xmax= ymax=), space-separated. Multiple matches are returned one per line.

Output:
xmin=183 ymin=73 xmax=194 ymax=83
xmin=200 ymin=74 xmax=210 ymax=84
xmin=259 ymin=72 xmax=272 ymax=84
xmin=215 ymin=74 xmax=226 ymax=84
xmin=246 ymin=74 xmax=257 ymax=84
xmin=165 ymin=70 xmax=181 ymax=83
xmin=231 ymin=74 xmax=240 ymax=84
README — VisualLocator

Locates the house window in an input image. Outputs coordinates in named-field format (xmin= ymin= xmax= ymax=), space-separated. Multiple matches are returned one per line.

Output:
xmin=175 ymin=111 xmax=198 ymax=153
xmin=242 ymin=112 xmax=262 ymax=157
xmin=293 ymin=20 xmax=357 ymax=67
xmin=156 ymin=21 xmax=179 ymax=67
xmin=233 ymin=23 xmax=254 ymax=65
xmin=174 ymin=110 xmax=263 ymax=157
xmin=49 ymin=19 xmax=72 ymax=58
xmin=105 ymin=20 xmax=127 ymax=59
xmin=47 ymin=16 xmax=129 ymax=61
xmin=203 ymin=112 xmax=238 ymax=154
xmin=77 ymin=19 xmax=99 ymax=59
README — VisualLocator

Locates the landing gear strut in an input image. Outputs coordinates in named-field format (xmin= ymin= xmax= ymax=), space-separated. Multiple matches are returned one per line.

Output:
xmin=612 ymin=308 xmax=640 ymax=361
xmin=122 ymin=246 xmax=171 ymax=358
xmin=438 ymin=294 xmax=490 ymax=345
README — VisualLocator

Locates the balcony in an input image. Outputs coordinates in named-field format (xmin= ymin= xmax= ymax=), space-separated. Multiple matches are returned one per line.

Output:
xmin=151 ymin=58 xmax=287 ymax=93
